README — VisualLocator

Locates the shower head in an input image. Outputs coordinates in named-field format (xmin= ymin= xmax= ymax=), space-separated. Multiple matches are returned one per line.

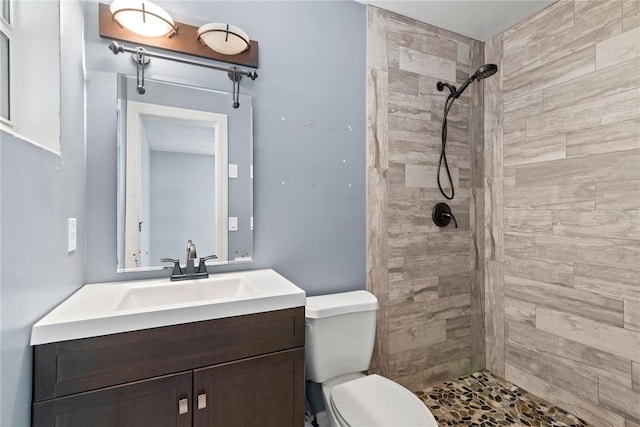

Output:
xmin=450 ymin=63 xmax=498 ymax=99
xmin=473 ymin=63 xmax=498 ymax=81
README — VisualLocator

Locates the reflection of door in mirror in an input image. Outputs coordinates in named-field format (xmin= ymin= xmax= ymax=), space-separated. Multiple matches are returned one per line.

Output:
xmin=124 ymin=101 xmax=228 ymax=269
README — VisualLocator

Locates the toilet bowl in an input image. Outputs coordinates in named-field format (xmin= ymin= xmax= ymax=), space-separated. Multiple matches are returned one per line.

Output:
xmin=305 ymin=291 xmax=437 ymax=427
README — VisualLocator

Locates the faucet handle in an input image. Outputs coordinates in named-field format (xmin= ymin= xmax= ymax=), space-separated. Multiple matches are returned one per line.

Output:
xmin=197 ymin=255 xmax=217 ymax=274
xmin=161 ymin=258 xmax=183 ymax=276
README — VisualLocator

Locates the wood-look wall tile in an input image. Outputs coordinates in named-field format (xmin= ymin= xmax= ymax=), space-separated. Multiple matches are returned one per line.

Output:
xmin=388 ymin=68 xmax=419 ymax=95
xmin=398 ymin=48 xmax=457 ymax=81
xmin=457 ymin=40 xmax=470 ymax=65
xmin=574 ymin=263 xmax=640 ymax=301
xmin=573 ymin=0 xmax=623 ymax=42
xmin=389 ymin=277 xmax=439 ymax=306
xmin=504 ymin=46 xmax=596 ymax=101
xmin=545 ymin=57 xmax=640 ymax=111
xmin=535 ymin=234 xmax=640 ymax=272
xmin=503 ymin=167 xmax=516 ymax=188
xmin=634 ymin=361 xmax=640 ymax=393
xmin=388 ymin=232 xmax=429 ymax=258
xmin=504 ymin=297 xmax=536 ymax=327
xmin=387 ymin=29 xmax=458 ymax=63
xmin=504 ymin=208 xmax=552 ymax=233
xmin=505 ymin=342 xmax=598 ymax=403
xmin=485 ymin=260 xmax=505 ymax=377
xmin=625 ymin=299 xmax=640 ymax=332
xmin=423 ymin=358 xmax=472 ymax=387
xmin=428 ymin=335 xmax=472 ymax=367
xmin=470 ymin=269 xmax=486 ymax=371
xmin=504 ymin=232 xmax=535 ymax=257
xmin=624 ymin=0 xmax=640 ymax=30
xmin=405 ymin=164 xmax=459 ymax=188
xmin=503 ymin=90 xmax=543 ymax=120
xmin=405 ymin=253 xmax=471 ymax=278
xmin=471 ymin=188 xmax=485 ymax=270
xmin=438 ymin=273 xmax=471 ymax=297
xmin=504 ymin=133 xmax=566 ymax=167
xmin=446 ymin=315 xmax=471 ymax=339
xmin=388 ymin=115 xmax=440 ymax=140
xmin=388 ymin=93 xmax=433 ymax=122
xmin=388 ymin=162 xmax=405 ymax=187
xmin=525 ymin=88 xmax=640 ymax=140
xmin=389 ymin=347 xmax=428 ymax=378
xmin=552 ymin=210 xmax=640 ymax=240
xmin=596 ymin=180 xmax=640 ymax=210
xmin=628 ymin=420 xmax=640 ymax=427
xmin=507 ymin=321 xmax=633 ymax=388
xmin=367 ymin=6 xmax=388 ymax=71
xmin=505 ymin=275 xmax=624 ymax=326
xmin=484 ymin=35 xmax=504 ymax=181
xmin=389 ymin=319 xmax=446 ymax=355
xmin=597 ymin=27 xmax=640 ymax=69
xmin=485 ymin=176 xmax=504 ymax=261
xmin=598 ymin=377 xmax=640 ymax=424
xmin=515 ymin=150 xmax=640 ymax=187
xmin=505 ymin=184 xmax=595 ymax=210
xmin=504 ymin=255 xmax=573 ymax=288
xmin=427 ymin=233 xmax=470 ymax=256
xmin=536 ymin=307 xmax=640 ymax=362
xmin=425 ymin=293 xmax=471 ymax=321
xmin=388 ymin=139 xmax=441 ymax=165
xmin=567 ymin=119 xmax=640 ymax=158
xmin=502 ymin=1 xmax=575 ymax=72
xmin=505 ymin=363 xmax=626 ymax=427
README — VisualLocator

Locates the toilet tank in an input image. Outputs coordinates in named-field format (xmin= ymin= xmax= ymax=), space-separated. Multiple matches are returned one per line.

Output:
xmin=305 ymin=291 xmax=379 ymax=383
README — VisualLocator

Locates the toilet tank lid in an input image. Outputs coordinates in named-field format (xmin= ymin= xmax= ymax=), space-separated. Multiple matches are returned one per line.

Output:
xmin=305 ymin=290 xmax=378 ymax=319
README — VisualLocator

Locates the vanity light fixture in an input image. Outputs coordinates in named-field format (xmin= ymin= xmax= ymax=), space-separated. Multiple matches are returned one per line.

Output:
xmin=110 ymin=0 xmax=178 ymax=38
xmin=197 ymin=23 xmax=250 ymax=55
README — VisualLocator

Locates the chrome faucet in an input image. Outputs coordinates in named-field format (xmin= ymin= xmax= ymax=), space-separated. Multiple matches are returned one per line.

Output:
xmin=161 ymin=240 xmax=217 ymax=281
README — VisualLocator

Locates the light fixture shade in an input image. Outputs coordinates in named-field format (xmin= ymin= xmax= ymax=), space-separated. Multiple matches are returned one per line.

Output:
xmin=110 ymin=0 xmax=177 ymax=38
xmin=197 ymin=23 xmax=250 ymax=55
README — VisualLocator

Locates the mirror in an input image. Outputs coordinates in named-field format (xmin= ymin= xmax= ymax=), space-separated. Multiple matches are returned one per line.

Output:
xmin=116 ymin=74 xmax=253 ymax=272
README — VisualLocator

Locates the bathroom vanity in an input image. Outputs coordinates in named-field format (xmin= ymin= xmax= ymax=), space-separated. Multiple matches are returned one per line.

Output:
xmin=30 ymin=270 xmax=306 ymax=427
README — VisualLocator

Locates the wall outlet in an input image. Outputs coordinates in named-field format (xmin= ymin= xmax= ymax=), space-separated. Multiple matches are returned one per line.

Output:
xmin=228 ymin=164 xmax=238 ymax=178
xmin=68 ymin=218 xmax=77 ymax=253
xmin=229 ymin=216 xmax=238 ymax=231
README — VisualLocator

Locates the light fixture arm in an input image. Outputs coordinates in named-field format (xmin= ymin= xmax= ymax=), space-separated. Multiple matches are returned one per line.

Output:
xmin=133 ymin=47 xmax=149 ymax=94
xmin=108 ymin=41 xmax=258 ymax=107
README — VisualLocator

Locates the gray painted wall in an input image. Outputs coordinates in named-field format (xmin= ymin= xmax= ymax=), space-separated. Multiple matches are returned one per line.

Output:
xmin=86 ymin=1 xmax=367 ymax=295
xmin=0 ymin=2 xmax=86 ymax=426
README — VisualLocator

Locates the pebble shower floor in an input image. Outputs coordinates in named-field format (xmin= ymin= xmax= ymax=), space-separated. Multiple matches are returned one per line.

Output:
xmin=414 ymin=371 xmax=590 ymax=426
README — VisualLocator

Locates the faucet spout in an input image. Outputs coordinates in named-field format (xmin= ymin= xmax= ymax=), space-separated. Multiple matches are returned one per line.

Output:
xmin=186 ymin=240 xmax=197 ymax=273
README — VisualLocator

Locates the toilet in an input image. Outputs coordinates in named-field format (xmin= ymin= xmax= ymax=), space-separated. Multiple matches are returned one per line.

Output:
xmin=305 ymin=290 xmax=438 ymax=427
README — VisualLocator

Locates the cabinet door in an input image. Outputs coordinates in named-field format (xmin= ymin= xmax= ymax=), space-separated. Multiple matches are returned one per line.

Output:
xmin=32 ymin=372 xmax=192 ymax=427
xmin=193 ymin=348 xmax=304 ymax=427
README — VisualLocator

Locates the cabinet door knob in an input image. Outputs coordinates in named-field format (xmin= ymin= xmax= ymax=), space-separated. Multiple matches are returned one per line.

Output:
xmin=178 ymin=398 xmax=189 ymax=415
xmin=197 ymin=393 xmax=207 ymax=410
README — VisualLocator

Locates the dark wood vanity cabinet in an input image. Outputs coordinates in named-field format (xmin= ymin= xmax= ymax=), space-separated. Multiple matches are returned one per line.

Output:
xmin=32 ymin=307 xmax=305 ymax=427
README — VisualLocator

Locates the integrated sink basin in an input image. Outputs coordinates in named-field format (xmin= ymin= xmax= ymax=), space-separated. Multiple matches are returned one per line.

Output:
xmin=118 ymin=276 xmax=259 ymax=310
xmin=30 ymin=269 xmax=306 ymax=345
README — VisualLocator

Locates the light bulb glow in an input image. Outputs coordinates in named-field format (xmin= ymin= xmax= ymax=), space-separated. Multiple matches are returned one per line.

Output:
xmin=110 ymin=0 xmax=177 ymax=38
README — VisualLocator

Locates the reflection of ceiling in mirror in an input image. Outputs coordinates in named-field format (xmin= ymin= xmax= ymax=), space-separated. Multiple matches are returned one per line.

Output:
xmin=141 ymin=116 xmax=217 ymax=156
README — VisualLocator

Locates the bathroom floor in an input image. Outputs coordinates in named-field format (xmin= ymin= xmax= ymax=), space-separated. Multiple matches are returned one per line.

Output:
xmin=415 ymin=371 xmax=590 ymax=426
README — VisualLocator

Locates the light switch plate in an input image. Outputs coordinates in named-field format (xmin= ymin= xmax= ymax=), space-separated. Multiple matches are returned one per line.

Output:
xmin=67 ymin=218 xmax=77 ymax=253
xmin=229 ymin=216 xmax=238 ymax=231
xmin=228 ymin=164 xmax=238 ymax=178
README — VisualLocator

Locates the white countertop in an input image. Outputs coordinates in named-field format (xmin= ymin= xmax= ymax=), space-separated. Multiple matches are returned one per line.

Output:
xmin=30 ymin=269 xmax=306 ymax=345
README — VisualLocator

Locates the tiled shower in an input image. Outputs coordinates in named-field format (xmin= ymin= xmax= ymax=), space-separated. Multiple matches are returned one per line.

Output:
xmin=366 ymin=1 xmax=640 ymax=425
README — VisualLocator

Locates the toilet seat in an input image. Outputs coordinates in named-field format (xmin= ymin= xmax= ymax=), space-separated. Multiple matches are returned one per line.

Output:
xmin=329 ymin=374 xmax=438 ymax=427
